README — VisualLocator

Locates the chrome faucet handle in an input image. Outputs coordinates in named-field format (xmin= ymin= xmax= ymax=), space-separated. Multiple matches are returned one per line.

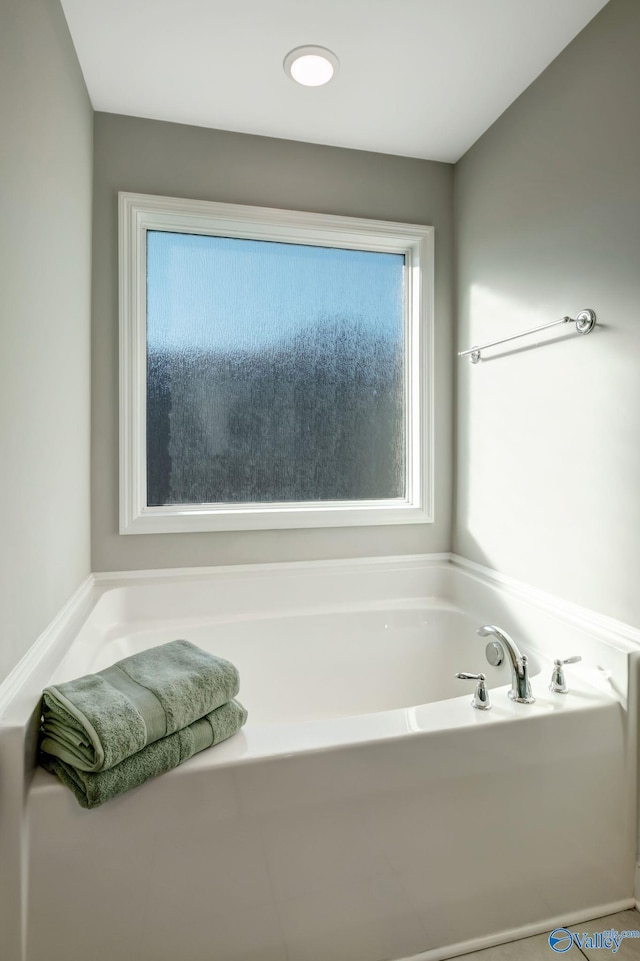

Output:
xmin=455 ymin=672 xmax=491 ymax=711
xmin=549 ymin=656 xmax=582 ymax=694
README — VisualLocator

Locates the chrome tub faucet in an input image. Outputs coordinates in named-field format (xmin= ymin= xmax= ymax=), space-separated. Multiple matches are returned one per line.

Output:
xmin=478 ymin=625 xmax=535 ymax=704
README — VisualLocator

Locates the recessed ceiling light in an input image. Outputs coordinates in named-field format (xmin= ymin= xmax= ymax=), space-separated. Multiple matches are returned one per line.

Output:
xmin=283 ymin=45 xmax=339 ymax=87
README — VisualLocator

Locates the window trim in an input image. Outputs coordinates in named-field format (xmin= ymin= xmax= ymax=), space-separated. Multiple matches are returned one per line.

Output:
xmin=119 ymin=191 xmax=434 ymax=534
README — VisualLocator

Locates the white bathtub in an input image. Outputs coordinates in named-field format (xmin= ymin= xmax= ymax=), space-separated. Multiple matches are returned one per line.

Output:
xmin=1 ymin=556 xmax=637 ymax=961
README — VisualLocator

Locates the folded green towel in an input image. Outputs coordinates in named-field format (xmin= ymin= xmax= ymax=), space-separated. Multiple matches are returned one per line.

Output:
xmin=41 ymin=698 xmax=247 ymax=809
xmin=40 ymin=640 xmax=239 ymax=772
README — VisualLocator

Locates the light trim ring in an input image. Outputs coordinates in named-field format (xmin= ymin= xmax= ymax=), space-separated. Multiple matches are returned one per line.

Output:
xmin=284 ymin=45 xmax=339 ymax=87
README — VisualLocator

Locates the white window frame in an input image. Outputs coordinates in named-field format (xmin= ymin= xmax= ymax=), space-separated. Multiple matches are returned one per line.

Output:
xmin=119 ymin=191 xmax=434 ymax=534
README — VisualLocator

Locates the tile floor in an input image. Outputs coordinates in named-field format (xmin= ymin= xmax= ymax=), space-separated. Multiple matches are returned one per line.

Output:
xmin=452 ymin=911 xmax=640 ymax=960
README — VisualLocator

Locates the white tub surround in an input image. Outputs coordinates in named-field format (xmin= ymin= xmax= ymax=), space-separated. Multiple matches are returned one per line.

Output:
xmin=1 ymin=555 xmax=637 ymax=961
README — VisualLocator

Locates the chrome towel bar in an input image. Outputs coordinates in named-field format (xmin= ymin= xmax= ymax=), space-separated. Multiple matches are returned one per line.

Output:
xmin=458 ymin=308 xmax=596 ymax=364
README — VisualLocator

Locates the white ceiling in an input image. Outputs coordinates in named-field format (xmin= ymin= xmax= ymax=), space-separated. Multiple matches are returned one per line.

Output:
xmin=60 ymin=0 xmax=609 ymax=163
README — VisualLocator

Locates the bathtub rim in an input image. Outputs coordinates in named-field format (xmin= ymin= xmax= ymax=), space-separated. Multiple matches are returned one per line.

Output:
xmin=2 ymin=550 xmax=636 ymax=792
xmin=3 ymin=550 xmax=640 ymax=726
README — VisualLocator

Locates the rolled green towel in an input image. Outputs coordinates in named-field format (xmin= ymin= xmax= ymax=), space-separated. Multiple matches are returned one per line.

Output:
xmin=40 ymin=640 xmax=239 ymax=772
xmin=41 ymin=698 xmax=247 ymax=809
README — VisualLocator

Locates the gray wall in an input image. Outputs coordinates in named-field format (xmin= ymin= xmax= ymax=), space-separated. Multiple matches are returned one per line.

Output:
xmin=92 ymin=115 xmax=453 ymax=572
xmin=0 ymin=0 xmax=93 ymax=683
xmin=7 ymin=0 xmax=632 ymax=677
xmin=454 ymin=0 xmax=640 ymax=624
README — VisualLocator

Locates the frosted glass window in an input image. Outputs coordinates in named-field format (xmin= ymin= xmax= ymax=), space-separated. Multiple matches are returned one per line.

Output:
xmin=146 ymin=232 xmax=406 ymax=506
xmin=119 ymin=192 xmax=433 ymax=534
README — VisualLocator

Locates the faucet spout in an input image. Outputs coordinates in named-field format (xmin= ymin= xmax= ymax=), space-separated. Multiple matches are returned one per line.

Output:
xmin=477 ymin=625 xmax=535 ymax=703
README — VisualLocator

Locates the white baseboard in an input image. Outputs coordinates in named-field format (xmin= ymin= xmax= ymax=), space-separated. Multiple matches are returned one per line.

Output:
xmin=397 ymin=899 xmax=637 ymax=961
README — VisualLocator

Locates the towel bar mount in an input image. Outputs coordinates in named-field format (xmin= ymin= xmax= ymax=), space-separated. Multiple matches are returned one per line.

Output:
xmin=459 ymin=308 xmax=596 ymax=364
